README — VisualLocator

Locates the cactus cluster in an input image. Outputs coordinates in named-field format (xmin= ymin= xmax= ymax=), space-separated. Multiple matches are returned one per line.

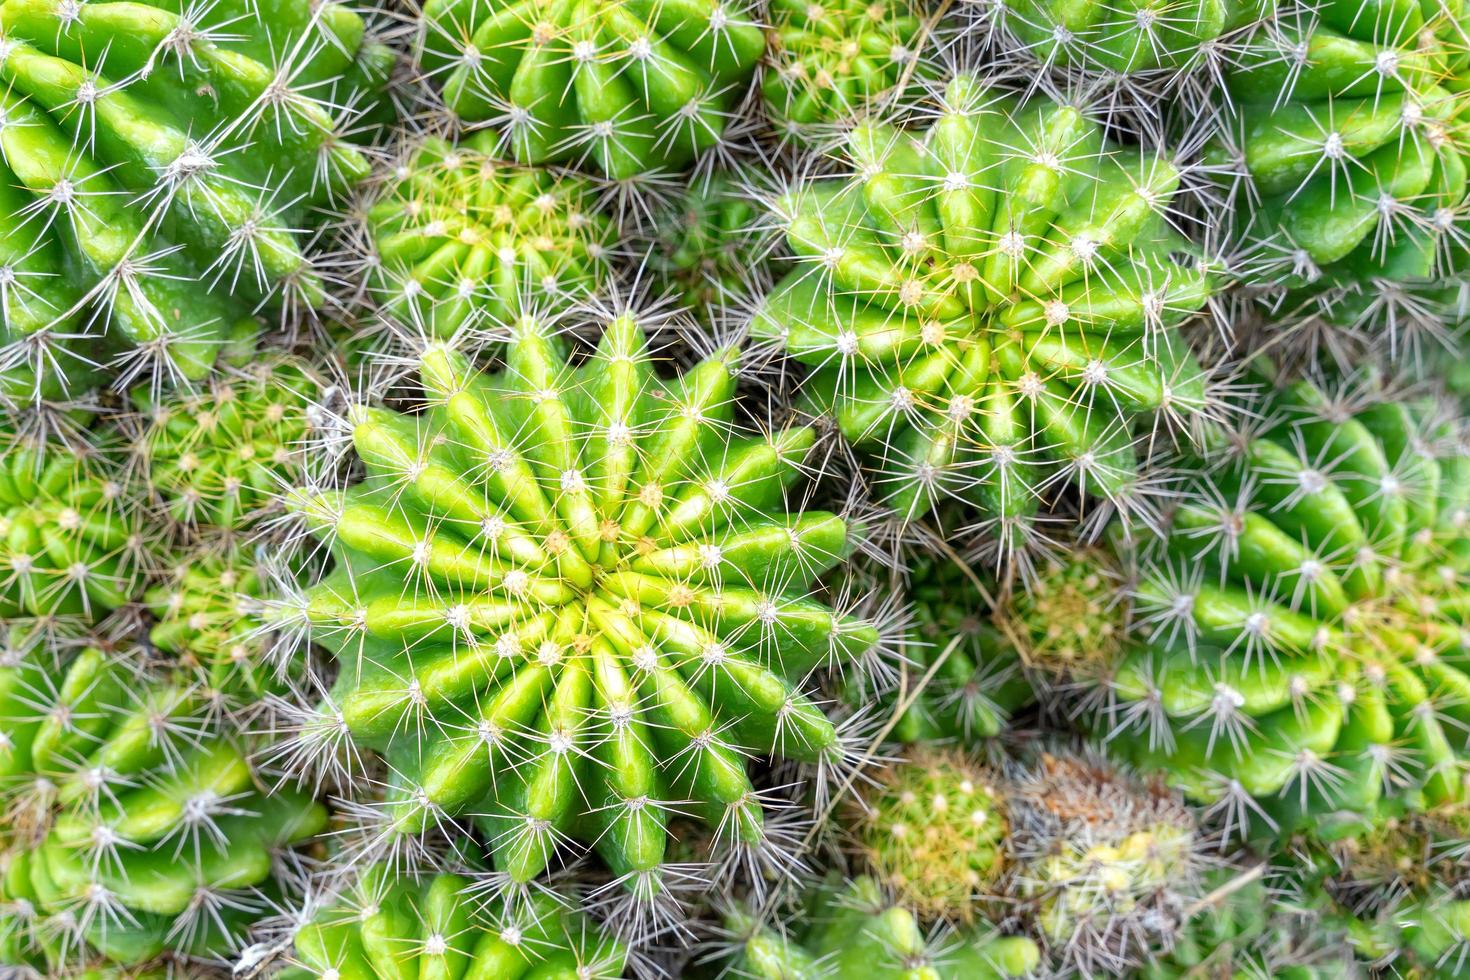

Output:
xmin=7 ymin=0 xmax=1470 ymax=976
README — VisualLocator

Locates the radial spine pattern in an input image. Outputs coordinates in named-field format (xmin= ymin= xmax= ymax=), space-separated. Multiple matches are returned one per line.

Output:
xmin=753 ymin=74 xmax=1218 ymax=533
xmin=282 ymin=311 xmax=879 ymax=902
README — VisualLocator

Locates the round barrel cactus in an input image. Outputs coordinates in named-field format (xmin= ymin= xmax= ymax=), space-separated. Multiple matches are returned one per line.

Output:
xmin=716 ymin=874 xmax=1040 ymax=980
xmin=277 ymin=311 xmax=879 ymax=905
xmin=1213 ymin=6 xmax=1470 ymax=307
xmin=366 ymin=133 xmax=618 ymax=338
xmin=752 ymin=74 xmax=1218 ymax=533
xmin=126 ymin=358 xmax=317 ymax=534
xmin=1105 ymin=367 xmax=1470 ymax=842
xmin=278 ymin=863 xmax=628 ymax=980
xmin=413 ymin=0 xmax=765 ymax=180
xmin=0 ymin=645 xmax=326 ymax=972
xmin=0 ymin=0 xmax=385 ymax=400
xmin=0 ymin=425 xmax=149 ymax=626
xmin=988 ymin=0 xmax=1274 ymax=76
xmin=761 ymin=0 xmax=934 ymax=143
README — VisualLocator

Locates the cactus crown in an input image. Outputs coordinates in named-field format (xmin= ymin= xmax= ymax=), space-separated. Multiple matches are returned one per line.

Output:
xmin=365 ymin=132 xmax=619 ymax=340
xmin=279 ymin=310 xmax=879 ymax=910
xmin=752 ymin=73 xmax=1217 ymax=536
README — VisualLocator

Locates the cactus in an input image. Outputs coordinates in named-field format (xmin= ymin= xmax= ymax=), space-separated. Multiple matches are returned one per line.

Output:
xmin=999 ymin=544 xmax=1127 ymax=682
xmin=751 ymin=74 xmax=1218 ymax=534
xmin=365 ymin=133 xmax=618 ymax=339
xmin=1005 ymin=751 xmax=1207 ymax=975
xmin=1102 ymin=367 xmax=1470 ymax=843
xmin=986 ymin=0 xmax=1274 ymax=77
xmin=276 ymin=310 xmax=880 ymax=907
xmin=0 ymin=0 xmax=385 ymax=399
xmin=126 ymin=358 xmax=317 ymax=534
xmin=850 ymin=745 xmax=1009 ymax=922
xmin=277 ymin=862 xmax=628 ymax=980
xmin=0 ymin=424 xmax=150 ymax=626
xmin=1210 ymin=4 xmax=1470 ymax=326
xmin=145 ymin=542 xmax=294 ymax=705
xmin=0 ymin=645 xmax=327 ymax=972
xmin=870 ymin=554 xmax=1031 ymax=745
xmin=761 ymin=0 xmax=935 ymax=144
xmin=645 ymin=172 xmax=774 ymax=324
xmin=715 ymin=874 xmax=1040 ymax=980
xmin=1137 ymin=867 xmax=1350 ymax=979
xmin=413 ymin=0 xmax=765 ymax=180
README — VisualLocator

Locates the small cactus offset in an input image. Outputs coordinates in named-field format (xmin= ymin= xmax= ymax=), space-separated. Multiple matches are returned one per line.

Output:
xmin=0 ymin=644 xmax=326 ymax=972
xmin=715 ymin=873 xmax=1040 ymax=979
xmin=850 ymin=745 xmax=1009 ymax=922
xmin=145 ymin=542 xmax=295 ymax=705
xmin=1104 ymin=367 xmax=1470 ymax=843
xmin=364 ymin=133 xmax=618 ymax=339
xmin=752 ymin=74 xmax=1218 ymax=536
xmin=998 ymin=545 xmax=1127 ymax=683
xmin=0 ymin=0 xmax=385 ymax=398
xmin=125 ymin=358 xmax=318 ymax=534
xmin=413 ymin=0 xmax=766 ymax=180
xmin=761 ymin=0 xmax=936 ymax=145
xmin=0 ymin=424 xmax=150 ymax=626
xmin=277 ymin=862 xmax=629 ymax=979
xmin=276 ymin=309 xmax=879 ymax=907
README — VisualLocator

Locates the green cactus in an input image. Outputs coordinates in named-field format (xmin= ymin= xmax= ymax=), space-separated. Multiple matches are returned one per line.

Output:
xmin=1137 ymin=867 xmax=1350 ymax=979
xmin=850 ymin=745 xmax=1009 ymax=923
xmin=277 ymin=311 xmax=879 ymax=905
xmin=413 ymin=0 xmax=765 ymax=180
xmin=0 ymin=0 xmax=385 ymax=399
xmin=751 ymin=74 xmax=1218 ymax=531
xmin=277 ymin=862 xmax=628 ymax=980
xmin=716 ymin=874 xmax=1041 ymax=980
xmin=145 ymin=541 xmax=293 ymax=704
xmin=366 ymin=133 xmax=618 ymax=339
xmin=1213 ymin=5 xmax=1470 ymax=302
xmin=871 ymin=555 xmax=1031 ymax=745
xmin=645 ymin=172 xmax=773 ymax=323
xmin=0 ymin=645 xmax=327 ymax=971
xmin=126 ymin=358 xmax=317 ymax=533
xmin=761 ymin=0 xmax=935 ymax=143
xmin=998 ymin=545 xmax=1127 ymax=682
xmin=989 ymin=0 xmax=1275 ymax=76
xmin=0 ymin=425 xmax=149 ymax=625
xmin=1102 ymin=367 xmax=1470 ymax=843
